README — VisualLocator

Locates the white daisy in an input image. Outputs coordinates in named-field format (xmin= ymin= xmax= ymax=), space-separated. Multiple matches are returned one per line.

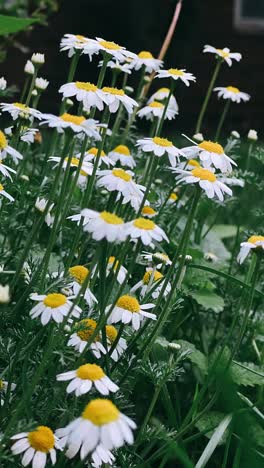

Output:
xmin=57 ymin=363 xmax=118 ymax=396
xmin=156 ymin=68 xmax=196 ymax=86
xmin=60 ymin=34 xmax=100 ymax=59
xmin=99 ymin=59 xmax=132 ymax=74
xmin=203 ymin=45 xmax=242 ymax=66
xmin=41 ymin=113 xmax=101 ymax=139
xmin=106 ymin=256 xmax=128 ymax=285
xmin=0 ymin=183 xmax=14 ymax=202
xmin=69 ymin=209 xmax=127 ymax=243
xmin=29 ymin=293 xmax=82 ymax=325
xmin=97 ymin=168 xmax=145 ymax=211
xmin=49 ymin=155 xmax=94 ymax=177
xmin=59 ymin=82 xmax=105 ymax=112
xmin=131 ymin=268 xmax=171 ymax=299
xmin=141 ymin=206 xmax=157 ymax=218
xmin=91 ymin=444 xmax=115 ymax=467
xmin=68 ymin=318 xmax=107 ymax=358
xmin=31 ymin=53 xmax=45 ymax=65
xmin=101 ymin=86 xmax=138 ymax=114
xmin=108 ymin=145 xmax=135 ymax=169
xmin=129 ymin=51 xmax=163 ymax=73
xmin=0 ymin=379 xmax=16 ymax=405
xmin=0 ymin=130 xmax=23 ymax=164
xmin=24 ymin=60 xmax=34 ymax=75
xmin=214 ymin=86 xmax=250 ymax=103
xmin=174 ymin=167 xmax=232 ymax=201
xmin=35 ymin=77 xmax=49 ymax=91
xmin=237 ymin=236 xmax=264 ymax=264
xmin=0 ymin=77 xmax=7 ymax=90
xmin=147 ymin=88 xmax=179 ymax=113
xmin=0 ymin=102 xmax=42 ymax=121
xmin=55 ymin=398 xmax=136 ymax=459
xmin=11 ymin=426 xmax=61 ymax=468
xmin=105 ymin=324 xmax=127 ymax=362
xmin=0 ymin=159 xmax=16 ymax=179
xmin=142 ymin=251 xmax=172 ymax=269
xmin=137 ymin=101 xmax=177 ymax=121
xmin=168 ymin=192 xmax=178 ymax=204
xmin=126 ymin=217 xmax=169 ymax=246
xmin=107 ymin=294 xmax=155 ymax=330
xmin=248 ymin=129 xmax=258 ymax=141
xmin=35 ymin=197 xmax=54 ymax=227
xmin=95 ymin=37 xmax=135 ymax=61
xmin=20 ymin=127 xmax=39 ymax=144
xmin=85 ymin=147 xmax=114 ymax=167
xmin=181 ymin=138 xmax=236 ymax=174
xmin=68 ymin=265 xmax=97 ymax=307
xmin=136 ymin=136 xmax=184 ymax=167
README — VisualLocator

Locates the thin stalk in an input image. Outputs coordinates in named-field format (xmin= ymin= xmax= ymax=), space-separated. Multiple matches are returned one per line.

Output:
xmin=25 ymin=68 xmax=38 ymax=106
xmin=195 ymin=60 xmax=222 ymax=134
xmin=136 ymin=384 xmax=163 ymax=442
xmin=215 ymin=100 xmax=230 ymax=141
xmin=59 ymin=51 xmax=81 ymax=114
xmin=155 ymin=81 xmax=174 ymax=136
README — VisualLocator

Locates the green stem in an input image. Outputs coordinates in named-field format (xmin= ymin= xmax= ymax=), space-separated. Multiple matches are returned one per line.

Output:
xmin=155 ymin=80 xmax=174 ymax=136
xmin=215 ymin=100 xmax=230 ymax=141
xmin=25 ymin=68 xmax=38 ymax=106
xmin=195 ymin=60 xmax=222 ymax=134
xmin=136 ymin=385 xmax=163 ymax=442
xmin=59 ymin=51 xmax=81 ymax=114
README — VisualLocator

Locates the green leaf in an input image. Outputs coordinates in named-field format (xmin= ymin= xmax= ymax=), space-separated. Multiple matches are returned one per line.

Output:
xmin=195 ymin=414 xmax=232 ymax=467
xmin=195 ymin=411 xmax=230 ymax=444
xmin=230 ymin=361 xmax=264 ymax=387
xmin=191 ymin=290 xmax=225 ymax=313
xmin=201 ymin=230 xmax=230 ymax=261
xmin=211 ymin=224 xmax=238 ymax=239
xmin=177 ymin=340 xmax=208 ymax=375
xmin=0 ymin=14 xmax=37 ymax=36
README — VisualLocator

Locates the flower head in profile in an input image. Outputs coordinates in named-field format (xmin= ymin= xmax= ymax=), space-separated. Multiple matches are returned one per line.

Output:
xmin=69 ymin=209 xmax=127 ymax=243
xmin=29 ymin=292 xmax=82 ymax=325
xmin=99 ymin=59 xmax=132 ymax=74
xmin=214 ymin=86 xmax=250 ymax=103
xmin=106 ymin=256 xmax=128 ymax=284
xmin=248 ymin=129 xmax=258 ymax=141
xmin=105 ymin=324 xmax=127 ymax=361
xmin=137 ymin=101 xmax=177 ymax=121
xmin=42 ymin=113 xmax=101 ymax=138
xmin=85 ymin=147 xmax=114 ymax=167
xmin=156 ymin=68 xmax=196 ymax=86
xmin=109 ymin=145 xmax=135 ymax=168
xmin=59 ymin=82 xmax=105 ymax=111
xmin=0 ymin=77 xmax=7 ymax=90
xmin=136 ymin=136 xmax=184 ymax=167
xmin=141 ymin=205 xmax=157 ymax=218
xmin=91 ymin=445 xmax=115 ymax=467
xmin=35 ymin=197 xmax=54 ymax=227
xmin=35 ymin=78 xmax=49 ymax=91
xmin=56 ymin=363 xmax=118 ymax=396
xmin=0 ymin=102 xmax=42 ymax=121
xmin=203 ymin=45 xmax=242 ymax=66
xmin=102 ymin=86 xmax=138 ymax=114
xmin=0 ymin=183 xmax=14 ymax=202
xmin=129 ymin=51 xmax=163 ymax=73
xmin=126 ymin=217 xmax=169 ymax=247
xmin=68 ymin=265 xmax=97 ymax=307
xmin=55 ymin=398 xmax=136 ymax=459
xmin=0 ymin=130 xmax=23 ymax=165
xmin=68 ymin=318 xmax=107 ymax=358
xmin=142 ymin=251 xmax=171 ymax=269
xmin=95 ymin=37 xmax=136 ymax=61
xmin=131 ymin=268 xmax=171 ymax=299
xmin=148 ymin=88 xmax=179 ymax=114
xmin=49 ymin=154 xmax=94 ymax=177
xmin=107 ymin=294 xmax=156 ymax=330
xmin=60 ymin=34 xmax=100 ymax=59
xmin=11 ymin=426 xmax=61 ymax=467
xmin=31 ymin=53 xmax=45 ymax=65
xmin=237 ymin=235 xmax=264 ymax=264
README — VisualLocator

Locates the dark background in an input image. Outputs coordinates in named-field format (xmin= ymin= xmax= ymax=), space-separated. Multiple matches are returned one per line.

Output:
xmin=1 ymin=0 xmax=264 ymax=136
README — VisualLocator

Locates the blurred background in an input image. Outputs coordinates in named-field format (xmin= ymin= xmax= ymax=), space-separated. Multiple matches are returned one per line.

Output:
xmin=1 ymin=0 xmax=263 ymax=136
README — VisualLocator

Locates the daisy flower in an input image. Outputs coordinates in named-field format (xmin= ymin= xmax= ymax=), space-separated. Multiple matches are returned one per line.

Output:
xmin=0 ymin=77 xmax=7 ymax=90
xmin=49 ymin=155 xmax=94 ymax=177
xmin=0 ymin=130 xmax=23 ymax=164
xmin=0 ymin=102 xmax=42 ymax=121
xmin=35 ymin=77 xmax=49 ymax=91
xmin=60 ymin=34 xmax=100 ymax=59
xmin=91 ymin=445 xmax=115 ymax=467
xmin=107 ymin=294 xmax=155 ymax=330
xmin=97 ymin=168 xmax=145 ymax=211
xmin=174 ymin=167 xmax=232 ymax=201
xmin=126 ymin=217 xmax=169 ymax=246
xmin=108 ymin=145 xmax=136 ymax=168
xmin=214 ymin=86 xmax=250 ymax=103
xmin=131 ymin=268 xmax=171 ymax=299
xmin=11 ymin=426 xmax=61 ymax=468
xmin=95 ymin=37 xmax=135 ymax=61
xmin=31 ymin=53 xmax=45 ymax=65
xmin=102 ymin=86 xmax=138 ymax=114
xmin=248 ymin=129 xmax=258 ymax=141
xmin=59 ymin=82 xmax=105 ymax=111
xmin=24 ymin=60 xmax=34 ymax=75
xmin=136 ymin=137 xmax=184 ymax=167
xmin=99 ymin=59 xmax=132 ymax=74
xmin=168 ymin=192 xmax=178 ymax=204
xmin=142 ymin=251 xmax=172 ymax=269
xmin=85 ymin=147 xmax=114 ymax=167
xmin=68 ymin=265 xmax=97 ymax=307
xmin=181 ymin=139 xmax=236 ymax=174
xmin=55 ymin=398 xmax=136 ymax=459
xmin=129 ymin=51 xmax=163 ymax=73
xmin=0 ymin=159 xmax=16 ymax=179
xmin=148 ymin=88 xmax=179 ymax=113
xmin=0 ymin=184 xmax=14 ymax=202
xmin=21 ymin=127 xmax=39 ymax=144
xmin=68 ymin=318 xmax=107 ymax=358
xmin=69 ymin=209 xmax=127 ymax=243
xmin=156 ymin=68 xmax=196 ymax=86
xmin=106 ymin=256 xmax=128 ymax=284
xmin=29 ymin=292 xmax=82 ymax=325
xmin=141 ymin=205 xmax=157 ymax=218
xmin=41 ymin=113 xmax=101 ymax=139
xmin=35 ymin=197 xmax=54 ymax=227
xmin=203 ymin=45 xmax=242 ymax=66
xmin=56 ymin=363 xmax=118 ymax=396
xmin=105 ymin=324 xmax=127 ymax=361
xmin=0 ymin=379 xmax=16 ymax=405
xmin=237 ymin=236 xmax=264 ymax=264
xmin=137 ymin=101 xmax=177 ymax=121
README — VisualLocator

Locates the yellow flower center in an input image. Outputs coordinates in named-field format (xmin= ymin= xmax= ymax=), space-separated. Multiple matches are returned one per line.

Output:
xmin=133 ymin=218 xmax=155 ymax=230
xmin=113 ymin=144 xmax=130 ymax=155
xmin=75 ymin=82 xmax=98 ymax=92
xmin=69 ymin=265 xmax=89 ymax=284
xmin=191 ymin=168 xmax=217 ymax=182
xmin=102 ymin=87 xmax=125 ymax=96
xmin=188 ymin=159 xmax=200 ymax=167
xmin=105 ymin=324 xmax=118 ymax=343
xmin=248 ymin=235 xmax=264 ymax=244
xmin=28 ymin=426 xmax=55 ymax=453
xmin=43 ymin=293 xmax=67 ymax=308
xmin=149 ymin=101 xmax=164 ymax=108
xmin=143 ymin=270 xmax=163 ymax=285
xmin=170 ymin=192 xmax=178 ymax=201
xmin=75 ymin=35 xmax=87 ymax=42
xmin=116 ymin=294 xmax=140 ymax=313
xmin=82 ymin=399 xmax=120 ymax=425
xmin=198 ymin=141 xmax=224 ymax=154
xmin=168 ymin=68 xmax=184 ymax=76
xmin=226 ymin=86 xmax=240 ymax=94
xmin=216 ymin=49 xmax=230 ymax=58
xmin=14 ymin=102 xmax=29 ymax=111
xmin=76 ymin=318 xmax=99 ymax=341
xmin=112 ymin=168 xmax=132 ymax=181
xmin=87 ymin=147 xmax=106 ymax=157
xmin=60 ymin=113 xmax=85 ymax=125
xmin=154 ymin=253 xmax=169 ymax=262
xmin=0 ymin=379 xmax=4 ymax=390
xmin=138 ymin=51 xmax=153 ymax=59
xmin=153 ymin=136 xmax=173 ymax=147
xmin=77 ymin=363 xmax=105 ymax=380
xmin=142 ymin=206 xmax=156 ymax=216
xmin=99 ymin=40 xmax=121 ymax=51
xmin=100 ymin=211 xmax=124 ymax=225
xmin=0 ymin=184 xmax=4 ymax=192
xmin=158 ymin=87 xmax=170 ymax=93
xmin=0 ymin=131 xmax=7 ymax=150
xmin=65 ymin=156 xmax=81 ymax=167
